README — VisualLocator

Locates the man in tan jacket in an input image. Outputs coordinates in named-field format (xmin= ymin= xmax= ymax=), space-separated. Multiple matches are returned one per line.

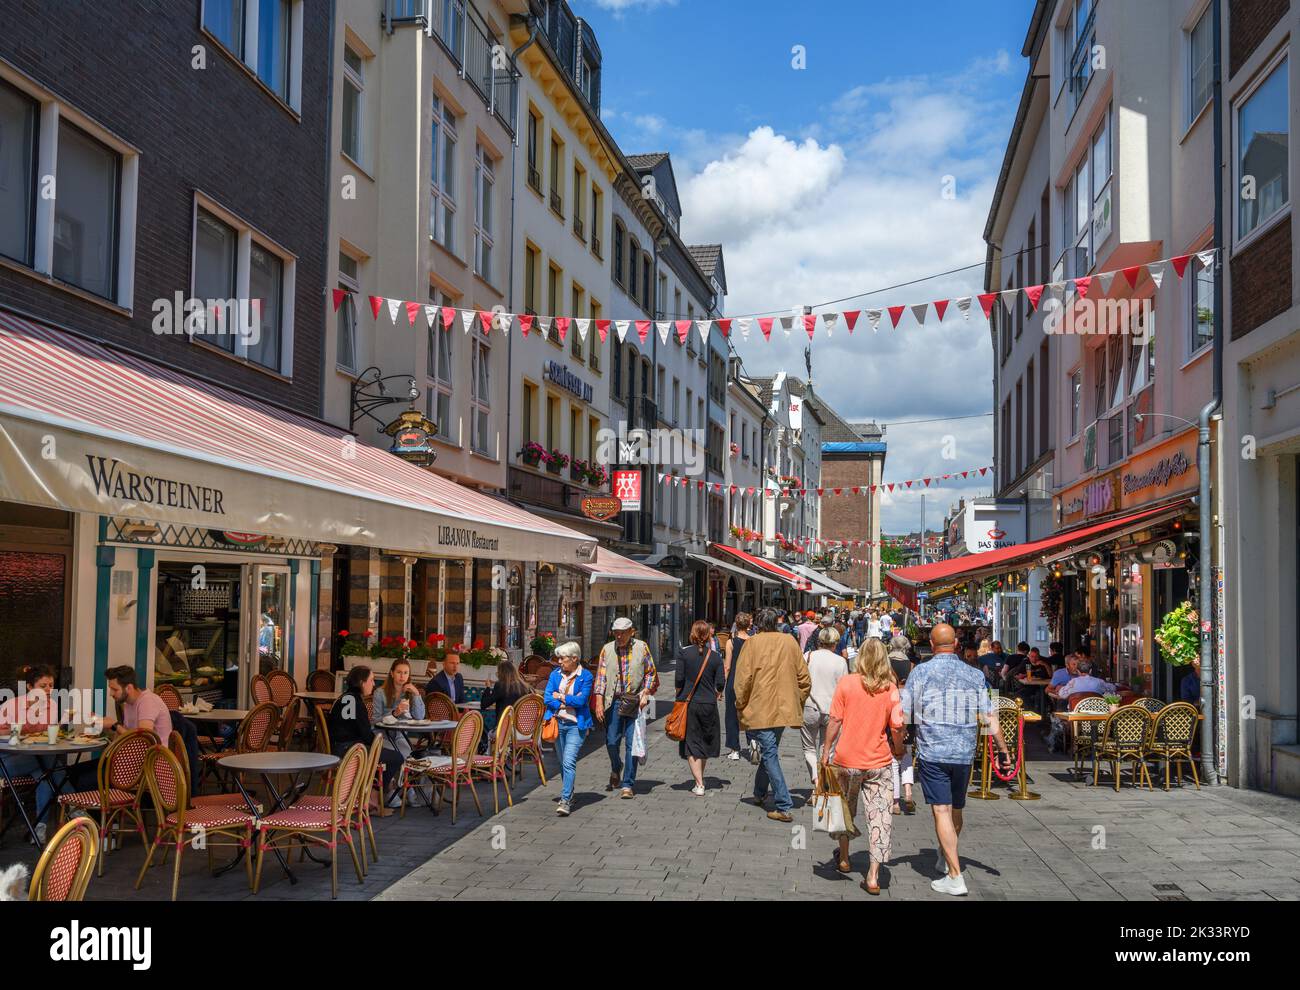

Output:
xmin=734 ymin=608 xmax=811 ymax=822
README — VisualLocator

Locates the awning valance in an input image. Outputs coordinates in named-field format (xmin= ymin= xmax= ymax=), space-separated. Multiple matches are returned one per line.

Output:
xmin=688 ymin=552 xmax=774 ymax=587
xmin=790 ymin=564 xmax=858 ymax=598
xmin=884 ymin=501 xmax=1191 ymax=609
xmin=708 ymin=543 xmax=812 ymax=591
xmin=574 ymin=547 xmax=680 ymax=605
xmin=0 ymin=312 xmax=596 ymax=564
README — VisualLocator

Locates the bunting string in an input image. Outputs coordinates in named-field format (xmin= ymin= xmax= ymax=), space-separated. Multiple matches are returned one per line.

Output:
xmin=657 ymin=466 xmax=992 ymax=498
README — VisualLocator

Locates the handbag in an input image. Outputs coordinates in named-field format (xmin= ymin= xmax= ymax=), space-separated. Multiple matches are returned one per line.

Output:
xmin=543 ymin=670 xmax=580 ymax=743
xmin=664 ymin=649 xmax=711 ymax=742
xmin=812 ymin=762 xmax=855 ymax=835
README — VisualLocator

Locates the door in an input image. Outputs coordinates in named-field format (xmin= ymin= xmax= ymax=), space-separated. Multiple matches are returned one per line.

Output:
xmin=245 ymin=564 xmax=291 ymax=700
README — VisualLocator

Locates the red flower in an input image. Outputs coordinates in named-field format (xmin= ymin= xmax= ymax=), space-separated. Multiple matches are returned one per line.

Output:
xmin=427 ymin=633 xmax=437 ymax=644
xmin=433 ymin=633 xmax=446 ymax=643
xmin=472 ymin=638 xmax=484 ymax=651
xmin=339 ymin=630 xmax=350 ymax=638
xmin=408 ymin=639 xmax=418 ymax=649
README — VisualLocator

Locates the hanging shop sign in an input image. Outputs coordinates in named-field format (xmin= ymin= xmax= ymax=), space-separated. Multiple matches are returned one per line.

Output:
xmin=581 ymin=496 xmax=622 ymax=522
xmin=383 ymin=409 xmax=439 ymax=467
xmin=544 ymin=360 xmax=593 ymax=404
xmin=612 ymin=470 xmax=641 ymax=511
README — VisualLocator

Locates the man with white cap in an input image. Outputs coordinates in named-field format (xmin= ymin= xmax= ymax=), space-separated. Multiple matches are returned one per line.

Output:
xmin=592 ymin=616 xmax=657 ymax=798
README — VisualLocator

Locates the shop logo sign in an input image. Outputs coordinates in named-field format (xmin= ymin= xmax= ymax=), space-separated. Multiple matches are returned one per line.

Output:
xmin=436 ymin=526 xmax=500 ymax=552
xmin=544 ymin=360 xmax=593 ymax=403
xmin=1123 ymin=452 xmax=1192 ymax=496
xmin=987 ymin=528 xmax=1006 ymax=540
xmin=86 ymin=455 xmax=227 ymax=515
xmin=613 ymin=470 xmax=641 ymax=511
xmin=1085 ymin=477 xmax=1115 ymax=516
xmin=581 ymin=496 xmax=621 ymax=522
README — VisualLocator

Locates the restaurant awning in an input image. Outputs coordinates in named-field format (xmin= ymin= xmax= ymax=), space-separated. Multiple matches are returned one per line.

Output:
xmin=687 ymin=551 xmax=775 ymax=587
xmin=884 ymin=501 xmax=1192 ymax=610
xmin=574 ymin=547 xmax=680 ymax=606
xmin=790 ymin=564 xmax=858 ymax=598
xmin=0 ymin=311 xmax=597 ymax=563
xmin=708 ymin=543 xmax=813 ymax=591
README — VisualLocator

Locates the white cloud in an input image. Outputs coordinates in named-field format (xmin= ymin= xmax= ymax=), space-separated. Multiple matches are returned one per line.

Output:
xmin=579 ymin=0 xmax=677 ymax=11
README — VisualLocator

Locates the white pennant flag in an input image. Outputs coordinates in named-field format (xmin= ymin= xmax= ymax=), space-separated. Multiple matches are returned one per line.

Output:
xmin=535 ymin=317 xmax=551 ymax=338
xmin=955 ymin=297 xmax=972 ymax=320
xmin=423 ymin=304 xmax=437 ymax=328
xmin=866 ymin=309 xmax=882 ymax=333
xmin=736 ymin=317 xmax=752 ymax=340
xmin=1196 ymin=249 xmax=1215 ymax=270
xmin=779 ymin=316 xmax=793 ymax=337
xmin=1146 ymin=262 xmax=1165 ymax=290
xmin=696 ymin=319 xmax=711 ymax=344
xmin=460 ymin=310 xmax=476 ymax=334
xmin=386 ymin=298 xmax=402 ymax=324
xmin=497 ymin=313 xmax=514 ymax=334
xmin=656 ymin=321 xmax=671 ymax=345
xmin=614 ymin=320 xmax=630 ymax=342
xmin=575 ymin=318 xmax=590 ymax=343
xmin=1000 ymin=288 xmax=1019 ymax=312
xmin=821 ymin=312 xmax=838 ymax=337
xmin=1096 ymin=271 xmax=1115 ymax=296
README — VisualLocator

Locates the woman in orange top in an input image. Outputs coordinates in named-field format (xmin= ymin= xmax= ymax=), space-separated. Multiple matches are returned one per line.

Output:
xmin=821 ymin=639 xmax=904 ymax=894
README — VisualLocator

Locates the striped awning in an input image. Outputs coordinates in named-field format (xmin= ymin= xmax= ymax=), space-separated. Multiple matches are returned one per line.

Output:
xmin=573 ymin=547 xmax=680 ymax=606
xmin=708 ymin=543 xmax=812 ymax=591
xmin=0 ymin=311 xmax=596 ymax=563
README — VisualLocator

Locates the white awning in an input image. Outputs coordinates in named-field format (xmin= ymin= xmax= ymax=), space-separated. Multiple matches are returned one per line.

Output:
xmin=573 ymin=547 xmax=680 ymax=606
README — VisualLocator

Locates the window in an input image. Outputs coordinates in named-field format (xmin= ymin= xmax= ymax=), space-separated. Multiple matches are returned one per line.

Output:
xmin=194 ymin=210 xmax=238 ymax=348
xmin=52 ymin=120 xmax=121 ymax=300
xmin=547 ymin=263 xmax=561 ymax=343
xmin=0 ymin=79 xmax=38 ymax=267
xmin=1015 ymin=377 xmax=1023 ymax=477
xmin=342 ymin=45 xmax=364 ymax=164
xmin=628 ymin=237 xmax=639 ymax=297
xmin=203 ymin=0 xmax=245 ymax=55
xmin=1187 ymin=6 xmax=1212 ymax=126
xmin=523 ymin=243 xmax=539 ymax=314
xmin=546 ymin=394 xmax=559 ymax=451
xmin=1062 ymin=0 xmax=1095 ymax=110
xmin=1107 ymin=334 xmax=1125 ymax=410
xmin=257 ymin=0 xmax=292 ymax=100
xmin=613 ymin=220 xmax=625 ymax=285
xmin=570 ymin=283 xmax=585 ymax=359
xmin=1236 ymin=55 xmax=1289 ymax=241
xmin=612 ymin=338 xmax=622 ymax=399
xmin=572 ymin=163 xmax=585 ymax=240
xmin=431 ymin=97 xmax=457 ymax=252
xmin=522 ymin=382 xmax=536 ymax=444
xmin=658 ymin=273 xmax=667 ymax=318
xmin=1129 ymin=310 xmax=1155 ymax=395
xmin=1189 ymin=255 xmax=1214 ymax=354
xmin=1070 ymin=369 xmax=1082 ymax=437
xmin=642 ymin=256 xmax=652 ymax=311
xmin=471 ymin=333 xmax=490 ymax=454
xmin=1061 ymin=103 xmax=1111 ymax=277
xmin=1026 ymin=358 xmax=1035 ymax=458
xmin=570 ymin=407 xmax=581 ymax=461
xmin=473 ymin=144 xmax=494 ymax=281
xmin=526 ymin=109 xmax=541 ymax=192
xmin=441 ymin=0 xmax=466 ymax=62
xmin=336 ymin=252 xmax=359 ymax=371
xmin=1015 ymin=255 xmax=1024 ymax=338
xmin=1091 ymin=107 xmax=1111 ymax=201
xmin=1092 ymin=346 xmax=1107 ymax=419
xmin=657 ymin=367 xmax=665 ymax=408
xmin=426 ymin=288 xmax=453 ymax=439
xmin=1027 ymin=220 xmax=1037 ymax=305
xmin=589 ymin=299 xmax=601 ymax=370
xmin=204 ymin=0 xmax=301 ymax=109
xmin=591 ymin=187 xmax=603 ymax=257
xmin=247 ymin=242 xmax=284 ymax=369
xmin=549 ymin=135 xmax=563 ymax=216
xmin=672 ymin=378 xmax=680 ymax=425
xmin=1040 ymin=339 xmax=1050 ymax=458
xmin=589 ymin=415 xmax=599 ymax=468
xmin=685 ymin=388 xmax=692 ymax=428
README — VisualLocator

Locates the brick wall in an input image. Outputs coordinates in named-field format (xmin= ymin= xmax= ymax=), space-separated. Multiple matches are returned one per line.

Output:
xmin=0 ymin=1 xmax=330 ymax=417
xmin=1230 ymin=0 xmax=1290 ymax=77
xmin=821 ymin=457 xmax=873 ymax=594
xmin=1231 ymin=219 xmax=1293 ymax=340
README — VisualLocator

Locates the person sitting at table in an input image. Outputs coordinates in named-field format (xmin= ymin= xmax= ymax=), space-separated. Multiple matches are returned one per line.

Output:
xmin=328 ymin=666 xmax=402 ymax=807
xmin=480 ymin=660 xmax=531 ymax=734
xmin=372 ymin=658 xmax=425 ymax=759
xmin=0 ymin=664 xmax=63 ymax=844
xmin=1056 ymin=660 xmax=1116 ymax=702
xmin=102 ymin=665 xmax=172 ymax=742
xmin=1046 ymin=653 xmax=1080 ymax=703
xmin=1180 ymin=660 xmax=1202 ymax=706
xmin=1024 ymin=648 xmax=1053 ymax=680
xmin=429 ymin=652 xmax=466 ymax=705
xmin=974 ymin=639 xmax=1002 ymax=686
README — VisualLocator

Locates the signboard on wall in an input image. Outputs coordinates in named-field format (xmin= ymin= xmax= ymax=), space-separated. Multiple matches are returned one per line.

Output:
xmin=581 ymin=496 xmax=621 ymax=522
xmin=612 ymin=470 xmax=641 ymax=511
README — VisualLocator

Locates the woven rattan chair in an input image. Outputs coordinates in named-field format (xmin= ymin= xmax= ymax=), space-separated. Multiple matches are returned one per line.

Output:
xmin=472 ymin=704 xmax=515 ymax=813
xmin=0 ymin=769 xmax=37 ymax=839
xmin=510 ymin=693 xmax=547 ymax=786
xmin=136 ymin=745 xmax=256 ymax=900
xmin=1070 ymin=697 xmax=1111 ymax=777
xmin=1149 ymin=701 xmax=1200 ymax=790
xmin=198 ymin=701 xmax=279 ymax=790
xmin=57 ymin=728 xmax=156 ymax=876
xmin=155 ymin=683 xmax=184 ymax=712
xmin=29 ymin=816 xmax=99 ymax=901
xmin=313 ymin=704 xmax=331 ymax=754
xmin=1094 ymin=706 xmax=1154 ymax=791
xmin=266 ymin=669 xmax=297 ymax=708
xmin=297 ymin=731 xmax=383 ymax=873
xmin=520 ymin=655 xmax=553 ymax=689
xmin=424 ymin=691 xmax=458 ymax=751
xmin=307 ymin=669 xmax=336 ymax=693
xmin=430 ymin=710 xmax=484 ymax=823
xmin=1133 ymin=697 xmax=1166 ymax=713
xmin=249 ymin=674 xmax=272 ymax=706
xmin=273 ymin=697 xmax=302 ymax=752
xmin=255 ymin=743 xmax=366 ymax=899
xmin=165 ymin=731 xmax=248 ymax=809
xmin=1067 ymin=691 xmax=1104 ymax=710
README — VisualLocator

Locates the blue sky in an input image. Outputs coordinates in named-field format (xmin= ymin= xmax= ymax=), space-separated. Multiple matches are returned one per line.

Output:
xmin=573 ymin=0 xmax=1032 ymax=532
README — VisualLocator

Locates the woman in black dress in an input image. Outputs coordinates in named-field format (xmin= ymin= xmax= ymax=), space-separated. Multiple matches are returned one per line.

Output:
xmin=723 ymin=612 xmax=752 ymax=760
xmin=676 ymin=620 xmax=724 ymax=795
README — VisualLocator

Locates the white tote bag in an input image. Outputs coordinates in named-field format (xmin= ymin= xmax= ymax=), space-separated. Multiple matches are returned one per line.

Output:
xmin=811 ymin=764 xmax=853 ymax=834
xmin=631 ymin=708 xmax=648 ymax=760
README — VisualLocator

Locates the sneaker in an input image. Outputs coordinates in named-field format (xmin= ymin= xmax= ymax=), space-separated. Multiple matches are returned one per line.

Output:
xmin=767 ymin=809 xmax=793 ymax=823
xmin=691 ymin=784 xmax=705 ymax=796
xmin=34 ymin=822 xmax=47 ymax=845
xmin=385 ymin=791 xmax=403 ymax=809
xmin=931 ymin=873 xmax=969 ymax=896
xmin=620 ymin=787 xmax=634 ymax=799
xmin=726 ymin=750 xmax=741 ymax=761
xmin=556 ymin=800 xmax=571 ymax=816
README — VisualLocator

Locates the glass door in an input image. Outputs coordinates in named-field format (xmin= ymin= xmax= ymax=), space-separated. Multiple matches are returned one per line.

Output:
xmin=243 ymin=564 xmax=290 ymax=701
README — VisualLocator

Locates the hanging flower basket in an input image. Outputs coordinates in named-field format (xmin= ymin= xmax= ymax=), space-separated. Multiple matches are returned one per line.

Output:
xmin=519 ymin=441 xmax=548 ymax=467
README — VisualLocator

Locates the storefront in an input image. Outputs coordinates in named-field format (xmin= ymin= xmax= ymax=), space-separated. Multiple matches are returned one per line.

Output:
xmin=707 ymin=543 xmax=812 ymax=615
xmin=574 ymin=547 xmax=681 ymax=660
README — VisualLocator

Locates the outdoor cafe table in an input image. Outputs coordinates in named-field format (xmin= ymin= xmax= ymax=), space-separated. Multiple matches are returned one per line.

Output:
xmin=455 ymin=701 xmax=480 ymax=711
xmin=0 ymin=736 xmax=106 ymax=845
xmin=295 ymin=691 xmax=339 ymax=705
xmin=217 ymin=751 xmax=339 ymax=884
xmin=182 ymin=708 xmax=249 ymax=723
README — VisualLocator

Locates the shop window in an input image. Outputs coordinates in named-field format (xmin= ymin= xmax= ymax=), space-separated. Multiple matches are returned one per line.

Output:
xmin=154 ymin=563 xmax=242 ymax=702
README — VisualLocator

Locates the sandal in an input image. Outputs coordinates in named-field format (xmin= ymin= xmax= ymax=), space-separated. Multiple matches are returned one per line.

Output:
xmin=891 ymin=803 xmax=902 ymax=815
xmin=861 ymin=879 xmax=881 ymax=895
xmin=904 ymin=798 xmax=916 ymax=814
xmin=835 ymin=856 xmax=851 ymax=873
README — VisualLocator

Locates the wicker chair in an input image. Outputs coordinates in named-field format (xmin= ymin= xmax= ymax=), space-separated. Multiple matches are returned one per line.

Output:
xmin=136 ymin=745 xmax=256 ymax=900
xmin=424 ymin=691 xmax=458 ymax=751
xmin=307 ymin=669 xmax=336 ymax=693
xmin=520 ymin=655 xmax=554 ymax=689
xmin=249 ymin=674 xmax=272 ymax=706
xmin=29 ymin=816 xmax=99 ymax=901
xmin=197 ymin=702 xmax=279 ymax=790
xmin=297 ymin=731 xmax=383 ymax=873
xmin=266 ymin=669 xmax=297 ymax=709
xmin=1094 ymin=706 xmax=1154 ymax=791
xmin=313 ymin=704 xmax=331 ymax=754
xmin=1149 ymin=701 xmax=1200 ymax=790
xmin=1133 ymin=697 xmax=1166 ymax=714
xmin=255 ymin=743 xmax=366 ymax=899
xmin=155 ymin=683 xmax=184 ymax=712
xmin=510 ymin=693 xmax=547 ymax=786
xmin=472 ymin=704 xmax=515 ymax=814
xmin=273 ymin=697 xmax=302 ymax=752
xmin=1070 ymin=697 xmax=1112 ymax=777
xmin=0 ymin=770 xmax=37 ymax=840
xmin=1067 ymin=691 xmax=1104 ymax=710
xmin=165 ymin=731 xmax=248 ymax=809
xmin=427 ymin=711 xmax=484 ymax=824
xmin=57 ymin=728 xmax=156 ymax=876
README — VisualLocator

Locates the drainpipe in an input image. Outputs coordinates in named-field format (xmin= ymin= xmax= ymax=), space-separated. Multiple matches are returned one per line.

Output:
xmin=1197 ymin=0 xmax=1223 ymax=785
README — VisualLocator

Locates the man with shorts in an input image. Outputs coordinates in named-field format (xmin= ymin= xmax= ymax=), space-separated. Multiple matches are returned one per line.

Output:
xmin=901 ymin=623 xmax=1012 ymax=896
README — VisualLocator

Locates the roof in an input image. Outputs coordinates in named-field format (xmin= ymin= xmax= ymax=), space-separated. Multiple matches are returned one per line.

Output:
xmin=750 ymin=376 xmax=776 ymax=409
xmin=817 ymin=400 xmax=886 ymax=446
xmin=626 ymin=152 xmax=669 ymax=170
xmin=688 ymin=244 xmax=722 ymax=278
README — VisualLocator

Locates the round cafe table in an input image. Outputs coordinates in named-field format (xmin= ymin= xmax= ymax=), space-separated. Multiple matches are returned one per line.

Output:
xmin=0 ymin=737 xmax=106 ymax=845
xmin=216 ymin=751 xmax=339 ymax=883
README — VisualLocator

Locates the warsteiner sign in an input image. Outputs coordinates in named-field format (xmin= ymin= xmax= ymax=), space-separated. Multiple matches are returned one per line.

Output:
xmin=581 ymin=496 xmax=621 ymax=522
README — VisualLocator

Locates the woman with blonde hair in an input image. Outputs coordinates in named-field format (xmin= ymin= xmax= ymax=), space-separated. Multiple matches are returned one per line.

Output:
xmin=820 ymin=638 xmax=904 ymax=894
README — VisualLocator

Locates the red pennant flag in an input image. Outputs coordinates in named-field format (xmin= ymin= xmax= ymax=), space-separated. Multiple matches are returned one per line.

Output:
xmin=1170 ymin=254 xmax=1191 ymax=278
xmin=758 ymin=317 xmax=774 ymax=340
xmin=905 ymin=481 xmax=913 ymax=489
xmin=716 ymin=318 xmax=732 ymax=336
xmin=697 ymin=481 xmax=705 ymax=491
xmin=675 ymin=320 xmax=692 ymax=343
xmin=977 ymin=293 xmax=998 ymax=319
xmin=833 ymin=488 xmax=842 ymax=496
xmin=729 ymin=485 xmax=737 ymax=494
xmin=517 ymin=314 xmax=534 ymax=336
xmin=979 ymin=467 xmax=989 ymax=476
xmin=932 ymin=299 xmax=949 ymax=322
xmin=479 ymin=310 xmax=494 ymax=333
xmin=332 ymin=289 xmax=348 ymax=312
xmin=816 ymin=488 xmax=824 ymax=497
xmin=553 ymin=317 xmax=569 ymax=342
xmin=842 ymin=310 xmax=860 ymax=332
xmin=368 ymin=296 xmax=384 ymax=320
xmin=1121 ymin=266 xmax=1142 ymax=289
xmin=888 ymin=306 xmax=906 ymax=328
xmin=851 ymin=487 xmax=860 ymax=495
xmin=1023 ymin=285 xmax=1044 ymax=312
xmin=887 ymin=484 xmax=894 ymax=492
xmin=803 ymin=313 xmax=817 ymax=339
xmin=595 ymin=319 xmax=610 ymax=342
xmin=747 ymin=487 xmax=754 ymax=496
xmin=405 ymin=301 xmax=421 ymax=326
xmin=441 ymin=306 xmax=456 ymax=330
xmin=923 ymin=478 xmax=932 ymax=487
xmin=635 ymin=320 xmax=651 ymax=345
xmin=1073 ymin=276 xmax=1092 ymax=299
xmin=961 ymin=470 xmax=969 ymax=478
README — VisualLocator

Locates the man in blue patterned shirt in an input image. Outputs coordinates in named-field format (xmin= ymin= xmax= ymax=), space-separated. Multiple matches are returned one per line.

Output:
xmin=901 ymin=623 xmax=1011 ymax=896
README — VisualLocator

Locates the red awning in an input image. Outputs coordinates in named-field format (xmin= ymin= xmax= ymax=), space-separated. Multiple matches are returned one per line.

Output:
xmin=709 ymin=543 xmax=812 ymax=590
xmin=884 ymin=501 xmax=1191 ymax=609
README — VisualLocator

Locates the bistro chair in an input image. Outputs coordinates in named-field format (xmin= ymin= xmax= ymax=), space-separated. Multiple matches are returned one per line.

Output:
xmin=472 ymin=704 xmax=515 ymax=814
xmin=197 ymin=701 xmax=279 ymax=791
xmin=1133 ymin=697 xmax=1166 ymax=714
xmin=424 ymin=691 xmax=458 ymax=751
xmin=57 ymin=728 xmax=157 ymax=876
xmin=249 ymin=674 xmax=272 ymax=706
xmin=520 ymin=655 xmax=553 ymax=689
xmin=155 ymin=683 xmax=184 ymax=712
xmin=29 ymin=816 xmax=99 ymax=901
xmin=510 ymin=693 xmax=548 ymax=787
xmin=428 ymin=710 xmax=484 ymax=824
xmin=255 ymin=743 xmax=366 ymax=899
xmin=307 ymin=669 xmax=337 ymax=693
xmin=1070 ymin=697 xmax=1112 ymax=777
xmin=0 ymin=772 xmax=38 ymax=842
xmin=272 ymin=697 xmax=302 ymax=752
xmin=266 ymin=669 xmax=297 ymax=709
xmin=1067 ymin=692 xmax=1104 ymax=710
xmin=166 ymin=732 xmax=249 ymax=810
xmin=135 ymin=745 xmax=256 ymax=901
xmin=1093 ymin=706 xmax=1154 ymax=791
xmin=1149 ymin=702 xmax=1200 ymax=791
xmin=313 ymin=704 xmax=331 ymax=755
xmin=297 ymin=732 xmax=383 ymax=873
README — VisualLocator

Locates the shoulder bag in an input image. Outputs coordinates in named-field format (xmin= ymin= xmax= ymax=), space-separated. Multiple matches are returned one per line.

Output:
xmin=664 ymin=650 xmax=711 ymax=742
xmin=543 ymin=670 xmax=579 ymax=743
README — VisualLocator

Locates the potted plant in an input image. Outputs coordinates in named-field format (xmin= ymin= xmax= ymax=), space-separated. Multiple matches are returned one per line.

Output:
xmin=1154 ymin=601 xmax=1199 ymax=667
xmin=519 ymin=440 xmax=549 ymax=468
xmin=547 ymin=449 xmax=569 ymax=475
xmin=586 ymin=463 xmax=609 ymax=487
xmin=456 ymin=639 xmax=507 ymax=669
xmin=530 ymin=631 xmax=556 ymax=659
xmin=337 ymin=629 xmax=373 ymax=658
xmin=1103 ymin=693 xmax=1122 ymax=712
xmin=729 ymin=441 xmax=740 ymax=458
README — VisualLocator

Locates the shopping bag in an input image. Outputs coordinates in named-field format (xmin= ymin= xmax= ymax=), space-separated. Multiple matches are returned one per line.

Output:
xmin=631 ymin=709 xmax=647 ymax=759
xmin=812 ymin=762 xmax=855 ymax=835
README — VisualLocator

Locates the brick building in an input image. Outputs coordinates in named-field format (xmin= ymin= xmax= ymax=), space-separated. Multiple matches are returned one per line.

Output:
xmin=819 ymin=414 xmax=887 ymax=597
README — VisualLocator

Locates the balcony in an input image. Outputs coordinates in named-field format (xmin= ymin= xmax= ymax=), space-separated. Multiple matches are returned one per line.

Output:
xmin=550 ymin=190 xmax=563 ymax=217
xmin=629 ymin=396 xmax=657 ymax=431
xmin=527 ymin=165 xmax=542 ymax=193
xmin=591 ymin=235 xmax=602 ymax=259
xmin=417 ymin=0 xmax=518 ymax=136
xmin=508 ymin=467 xmax=591 ymax=519
xmin=573 ymin=216 xmax=585 ymax=241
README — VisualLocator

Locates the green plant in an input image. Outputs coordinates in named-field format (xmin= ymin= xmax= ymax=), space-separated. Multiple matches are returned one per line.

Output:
xmin=529 ymin=631 xmax=556 ymax=659
xmin=1040 ymin=572 xmax=1063 ymax=636
xmin=458 ymin=645 xmax=506 ymax=668
xmin=1154 ymin=601 xmax=1199 ymax=667
xmin=1103 ymin=693 xmax=1122 ymax=705
xmin=337 ymin=629 xmax=373 ymax=658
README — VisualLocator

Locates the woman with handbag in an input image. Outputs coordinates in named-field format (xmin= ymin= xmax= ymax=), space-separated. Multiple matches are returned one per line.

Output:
xmin=820 ymin=638 xmax=905 ymax=895
xmin=672 ymin=621 xmax=724 ymax=795
xmin=801 ymin=626 xmax=851 ymax=784
xmin=541 ymin=642 xmax=594 ymax=817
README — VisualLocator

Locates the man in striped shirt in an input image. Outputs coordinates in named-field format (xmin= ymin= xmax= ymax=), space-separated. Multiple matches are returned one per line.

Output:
xmin=592 ymin=617 xmax=657 ymax=798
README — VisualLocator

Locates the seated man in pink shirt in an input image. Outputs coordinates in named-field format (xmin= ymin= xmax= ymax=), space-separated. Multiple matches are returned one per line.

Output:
xmin=102 ymin=665 xmax=173 ymax=742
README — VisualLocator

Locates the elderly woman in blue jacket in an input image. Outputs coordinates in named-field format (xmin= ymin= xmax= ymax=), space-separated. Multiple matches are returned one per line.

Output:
xmin=543 ymin=641 xmax=594 ymax=817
